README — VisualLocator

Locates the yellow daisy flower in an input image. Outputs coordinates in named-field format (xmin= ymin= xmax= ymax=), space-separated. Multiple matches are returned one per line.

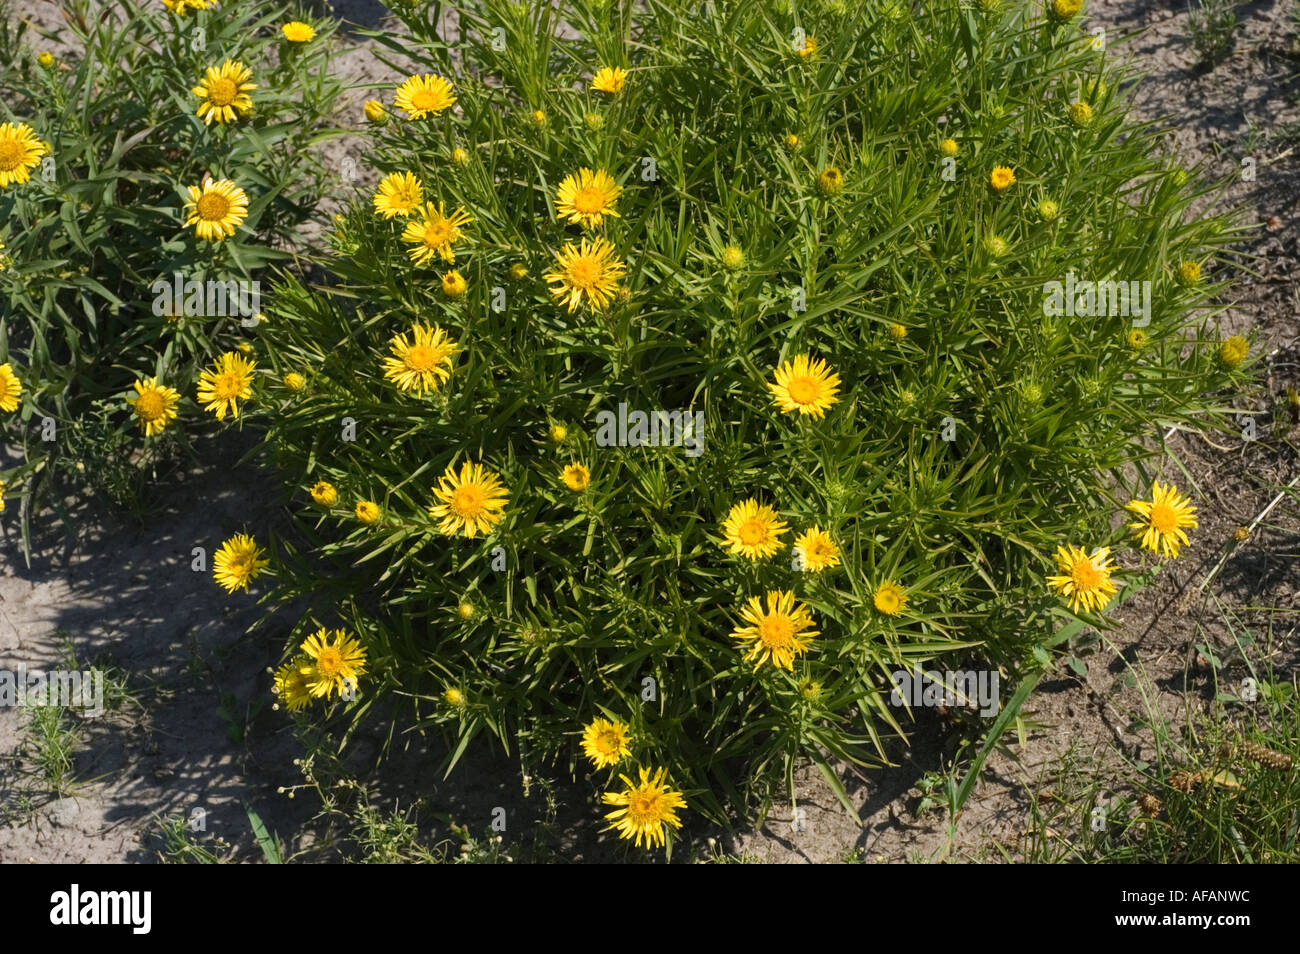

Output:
xmin=192 ymin=60 xmax=256 ymax=125
xmin=561 ymin=463 xmax=590 ymax=491
xmin=372 ymin=171 xmax=424 ymax=219
xmin=443 ymin=687 xmax=466 ymax=706
xmin=581 ymin=717 xmax=632 ymax=769
xmin=162 ymin=0 xmax=218 ymax=13
xmin=720 ymin=245 xmax=745 ymax=269
xmin=451 ymin=147 xmax=470 ymax=165
xmin=555 ymin=168 xmax=622 ymax=229
xmin=363 ymin=100 xmax=388 ymax=123
xmin=400 ymin=201 xmax=472 ymax=265
xmin=796 ymin=34 xmax=818 ymax=58
xmin=196 ymin=350 xmax=255 ymax=420
xmin=794 ymin=527 xmax=841 ymax=572
xmin=355 ymin=500 xmax=380 ymax=524
xmin=0 ymin=363 xmax=22 ymax=412
xmin=441 ymin=269 xmax=467 ymax=298
xmin=1126 ymin=481 xmax=1198 ymax=559
xmin=940 ymin=138 xmax=958 ymax=157
xmin=768 ymin=354 xmax=842 ymax=419
xmin=281 ymin=21 xmax=316 ymax=42
xmin=731 ymin=590 xmax=818 ymax=670
xmin=0 ymin=481 xmax=6 ymax=513
xmin=428 ymin=461 xmax=509 ymax=538
xmin=548 ymin=423 xmax=568 ymax=442
xmin=1068 ymin=101 xmax=1093 ymax=126
xmin=602 ymin=767 xmax=686 ymax=849
xmin=721 ymin=499 xmax=789 ymax=559
xmin=272 ymin=657 xmax=314 ymax=711
xmin=1178 ymin=260 xmax=1202 ymax=284
xmin=990 ymin=165 xmax=1016 ymax=191
xmin=310 ymin=481 xmax=337 ymax=506
xmin=300 ymin=628 xmax=367 ymax=699
xmin=1051 ymin=0 xmax=1083 ymax=17
xmin=382 ymin=322 xmax=458 ymax=396
xmin=394 ymin=74 xmax=456 ymax=119
xmin=283 ymin=372 xmax=306 ymax=391
xmin=510 ymin=262 xmax=530 ymax=280
xmin=784 ymin=133 xmax=800 ymax=148
xmin=1047 ymin=544 xmax=1119 ymax=614
xmin=543 ymin=237 xmax=626 ymax=312
xmin=183 ymin=176 xmax=249 ymax=242
xmin=127 ymin=377 xmax=180 ymax=437
xmin=212 ymin=533 xmax=269 ymax=593
xmin=873 ymin=580 xmax=908 ymax=615
xmin=816 ymin=166 xmax=844 ymax=196
xmin=590 ymin=66 xmax=628 ymax=94
xmin=1218 ymin=335 xmax=1249 ymax=368
xmin=0 ymin=122 xmax=48 ymax=189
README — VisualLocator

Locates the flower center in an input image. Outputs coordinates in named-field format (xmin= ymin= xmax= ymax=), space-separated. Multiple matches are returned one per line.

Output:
xmin=1148 ymin=502 xmax=1178 ymax=534
xmin=213 ymin=371 xmax=242 ymax=399
xmin=1071 ymin=559 xmax=1101 ymax=590
xmin=423 ymin=222 xmax=452 ymax=247
xmin=877 ymin=590 xmax=899 ymax=613
xmin=404 ymin=344 xmax=436 ymax=371
xmin=134 ymin=391 xmax=165 ymax=421
xmin=786 ymin=375 xmax=820 ymax=405
xmin=411 ymin=88 xmax=441 ymax=110
xmin=629 ymin=792 xmax=658 ymax=822
xmin=196 ymin=192 xmax=231 ymax=222
xmin=596 ymin=729 xmax=621 ymax=755
xmin=315 ymin=647 xmax=343 ymax=678
xmin=452 ymin=483 xmax=486 ymax=516
xmin=758 ymin=614 xmax=795 ymax=649
xmin=737 ymin=519 xmax=767 ymax=546
xmin=572 ymin=186 xmax=606 ymax=214
xmin=0 ymin=140 xmax=24 ymax=172
xmin=206 ymin=77 xmax=238 ymax=107
xmin=566 ymin=257 xmax=603 ymax=289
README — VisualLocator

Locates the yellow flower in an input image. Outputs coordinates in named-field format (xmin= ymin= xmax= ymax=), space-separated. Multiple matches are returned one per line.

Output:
xmin=555 ymin=168 xmax=622 ymax=229
xmin=443 ymin=687 xmax=466 ymax=707
xmin=720 ymin=498 xmax=789 ymax=559
xmin=784 ymin=133 xmax=800 ymax=148
xmin=364 ymin=100 xmax=388 ymax=123
xmin=510 ymin=262 xmax=529 ymax=280
xmin=548 ymin=423 xmax=568 ymax=442
xmin=990 ymin=165 xmax=1016 ymax=191
xmin=940 ymin=138 xmax=958 ymax=157
xmin=1051 ymin=0 xmax=1083 ymax=18
xmin=372 ymin=171 xmax=423 ymax=219
xmin=192 ymin=60 xmax=256 ymax=125
xmin=300 ymin=628 xmax=367 ymax=699
xmin=1218 ymin=334 xmax=1249 ymax=368
xmin=796 ymin=34 xmax=817 ymax=58
xmin=544 ymin=237 xmax=626 ymax=312
xmin=1126 ymin=328 xmax=1147 ymax=350
xmin=183 ymin=176 xmax=249 ymax=242
xmin=401 ymin=201 xmax=472 ymax=265
xmin=561 ymin=463 xmax=591 ymax=491
xmin=37 ymin=51 xmax=54 ymax=68
xmin=382 ymin=322 xmax=458 ymax=396
xmin=731 ymin=590 xmax=818 ymax=670
xmin=582 ymin=717 xmax=632 ymax=769
xmin=816 ymin=166 xmax=844 ymax=196
xmin=1038 ymin=198 xmax=1061 ymax=221
xmin=196 ymin=350 xmax=255 ymax=420
xmin=0 ymin=363 xmax=22 ymax=412
xmin=162 ymin=0 xmax=218 ymax=13
xmin=394 ymin=74 xmax=456 ymax=119
xmin=451 ymin=147 xmax=470 ymax=165
xmin=530 ymin=109 xmax=547 ymax=127
xmin=212 ymin=533 xmax=269 ymax=593
xmin=127 ymin=377 xmax=180 ymax=437
xmin=1126 ymin=481 xmax=1198 ymax=559
xmin=428 ymin=460 xmax=509 ymax=538
xmin=355 ymin=500 xmax=380 ymax=524
xmin=310 ymin=481 xmax=337 ymax=506
xmin=457 ymin=602 xmax=476 ymax=620
xmin=281 ymin=21 xmax=316 ymax=42
xmin=442 ymin=269 xmax=467 ymax=298
xmin=272 ymin=657 xmax=313 ymax=712
xmin=0 ymin=122 xmax=48 ymax=189
xmin=590 ymin=66 xmax=628 ymax=94
xmin=794 ymin=527 xmax=841 ymax=572
xmin=1178 ymin=260 xmax=1202 ymax=284
xmin=873 ymin=580 xmax=907 ymax=615
xmin=602 ymin=767 xmax=686 ymax=849
xmin=768 ymin=354 xmax=842 ymax=418
xmin=283 ymin=372 xmax=306 ymax=391
xmin=1068 ymin=101 xmax=1093 ymax=127
xmin=1047 ymin=544 xmax=1119 ymax=614
xmin=983 ymin=234 xmax=1010 ymax=257
xmin=720 ymin=245 xmax=745 ymax=269
xmin=887 ymin=323 xmax=908 ymax=340
xmin=0 ymin=480 xmax=6 ymax=513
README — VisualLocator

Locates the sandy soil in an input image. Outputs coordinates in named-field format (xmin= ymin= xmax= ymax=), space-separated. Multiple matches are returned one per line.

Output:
xmin=1 ymin=0 xmax=1297 ymax=863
